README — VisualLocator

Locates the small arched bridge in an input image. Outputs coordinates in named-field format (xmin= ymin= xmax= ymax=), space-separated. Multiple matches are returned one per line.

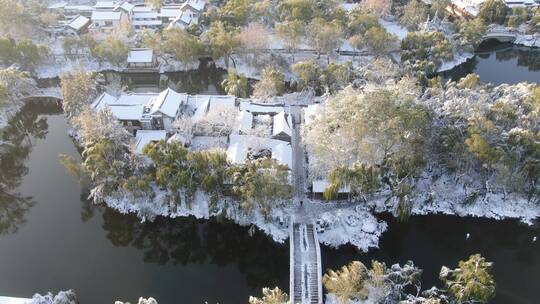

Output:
xmin=22 ymin=87 xmax=62 ymax=101
xmin=481 ymin=27 xmax=517 ymax=43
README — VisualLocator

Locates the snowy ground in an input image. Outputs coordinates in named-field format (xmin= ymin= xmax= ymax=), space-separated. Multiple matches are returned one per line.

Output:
xmin=103 ymin=188 xmax=387 ymax=251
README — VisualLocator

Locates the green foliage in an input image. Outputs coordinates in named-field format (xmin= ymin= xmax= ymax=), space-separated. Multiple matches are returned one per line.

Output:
xmin=323 ymin=261 xmax=369 ymax=302
xmin=430 ymin=0 xmax=451 ymax=19
xmin=253 ymin=67 xmax=285 ymax=99
xmin=277 ymin=0 xmax=314 ymax=22
xmin=0 ymin=36 xmax=17 ymax=64
xmin=363 ymin=26 xmax=397 ymax=56
xmin=218 ymin=0 xmax=251 ymax=26
xmin=347 ymin=8 xmax=381 ymax=37
xmin=229 ymin=158 xmax=293 ymax=215
xmin=222 ymin=69 xmax=249 ymax=97
xmin=440 ymin=254 xmax=496 ymax=304
xmin=457 ymin=73 xmax=481 ymax=89
xmin=143 ymin=141 xmax=230 ymax=205
xmin=320 ymin=62 xmax=353 ymax=93
xmin=162 ymin=27 xmax=204 ymax=64
xmin=0 ymin=37 xmax=48 ymax=67
xmin=456 ymin=18 xmax=487 ymax=51
xmin=291 ymin=60 xmax=321 ymax=89
xmin=529 ymin=9 xmax=540 ymax=33
xmin=399 ymin=0 xmax=429 ymax=31
xmin=306 ymin=17 xmax=344 ymax=59
xmin=275 ymin=20 xmax=305 ymax=58
xmin=505 ymin=7 xmax=529 ymax=27
xmin=324 ymin=163 xmax=381 ymax=201
xmin=248 ymin=287 xmax=289 ymax=304
xmin=205 ymin=21 xmax=241 ymax=67
xmin=82 ymin=138 xmax=131 ymax=198
xmin=91 ymin=36 xmax=128 ymax=67
xmin=478 ymin=0 xmax=508 ymax=25
xmin=401 ymin=31 xmax=454 ymax=72
xmin=60 ymin=69 xmax=97 ymax=120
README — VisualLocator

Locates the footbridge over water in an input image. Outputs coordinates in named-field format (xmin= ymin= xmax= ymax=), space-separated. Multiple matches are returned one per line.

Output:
xmin=482 ymin=27 xmax=518 ymax=43
xmin=289 ymin=221 xmax=323 ymax=304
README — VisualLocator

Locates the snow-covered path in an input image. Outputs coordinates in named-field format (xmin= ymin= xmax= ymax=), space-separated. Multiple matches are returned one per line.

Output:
xmin=290 ymin=222 xmax=323 ymax=304
xmin=289 ymin=104 xmax=323 ymax=304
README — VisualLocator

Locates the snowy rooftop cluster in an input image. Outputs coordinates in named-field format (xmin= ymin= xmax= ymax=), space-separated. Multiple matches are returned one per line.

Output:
xmin=450 ymin=0 xmax=540 ymax=17
xmin=92 ymin=88 xmax=295 ymax=169
xmin=47 ymin=0 xmax=207 ymax=36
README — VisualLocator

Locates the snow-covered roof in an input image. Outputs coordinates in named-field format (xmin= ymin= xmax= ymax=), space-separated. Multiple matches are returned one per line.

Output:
xmin=148 ymin=88 xmax=186 ymax=118
xmin=272 ymin=111 xmax=292 ymax=138
xmin=133 ymin=12 xmax=160 ymax=19
xmin=64 ymin=5 xmax=94 ymax=12
xmin=134 ymin=130 xmax=167 ymax=154
xmin=92 ymin=92 xmax=118 ymax=111
xmin=91 ymin=11 xmax=122 ymax=21
xmin=127 ymin=49 xmax=154 ymax=63
xmin=48 ymin=2 xmax=67 ymax=9
xmin=160 ymin=7 xmax=182 ymax=18
xmin=273 ymin=142 xmax=292 ymax=169
xmin=94 ymin=1 xmax=116 ymax=9
xmin=227 ymin=135 xmax=292 ymax=169
xmin=0 ymin=296 xmax=31 ymax=304
xmin=169 ymin=11 xmax=193 ymax=28
xmin=132 ymin=20 xmax=163 ymax=26
xmin=240 ymin=101 xmax=285 ymax=114
xmin=66 ymin=15 xmax=90 ymax=31
xmin=303 ymin=103 xmax=321 ymax=125
xmin=109 ymin=104 xmax=145 ymax=121
xmin=190 ymin=95 xmax=236 ymax=121
xmin=115 ymin=1 xmax=135 ymax=12
xmin=133 ymin=6 xmax=153 ymax=12
xmin=116 ymin=93 xmax=156 ymax=105
xmin=181 ymin=0 xmax=206 ymax=12
xmin=312 ymin=180 xmax=350 ymax=194
xmin=236 ymin=110 xmax=253 ymax=134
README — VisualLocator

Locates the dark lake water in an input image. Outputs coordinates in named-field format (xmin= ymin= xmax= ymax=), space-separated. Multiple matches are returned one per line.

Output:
xmin=0 ymin=102 xmax=288 ymax=303
xmin=445 ymin=41 xmax=540 ymax=85
xmin=0 ymin=48 xmax=539 ymax=303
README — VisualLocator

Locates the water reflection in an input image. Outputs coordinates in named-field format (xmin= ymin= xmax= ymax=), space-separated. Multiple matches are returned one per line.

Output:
xmin=0 ymin=101 xmax=61 ymax=234
xmin=101 ymin=59 xmax=228 ymax=94
xmin=101 ymin=208 xmax=289 ymax=289
xmin=445 ymin=42 xmax=540 ymax=85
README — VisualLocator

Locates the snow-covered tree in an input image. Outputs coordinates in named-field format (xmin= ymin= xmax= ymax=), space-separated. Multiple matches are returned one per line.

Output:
xmin=73 ymin=106 xmax=131 ymax=148
xmin=249 ymin=287 xmax=289 ymax=304
xmin=60 ymin=68 xmax=97 ymax=120
xmin=253 ymin=68 xmax=285 ymax=99
xmin=361 ymin=0 xmax=392 ymax=17
xmin=400 ymin=0 xmax=430 ymax=31
xmin=194 ymin=107 xmax=238 ymax=136
xmin=30 ymin=290 xmax=77 ymax=304
xmin=440 ymin=254 xmax=495 ymax=304
xmin=307 ymin=18 xmax=344 ymax=61
xmin=240 ymin=23 xmax=270 ymax=53
xmin=303 ymin=85 xmax=428 ymax=176
xmin=0 ymin=68 xmax=37 ymax=100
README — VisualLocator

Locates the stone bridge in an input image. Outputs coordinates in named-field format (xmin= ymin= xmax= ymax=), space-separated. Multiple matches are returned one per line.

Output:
xmin=481 ymin=27 xmax=518 ymax=43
